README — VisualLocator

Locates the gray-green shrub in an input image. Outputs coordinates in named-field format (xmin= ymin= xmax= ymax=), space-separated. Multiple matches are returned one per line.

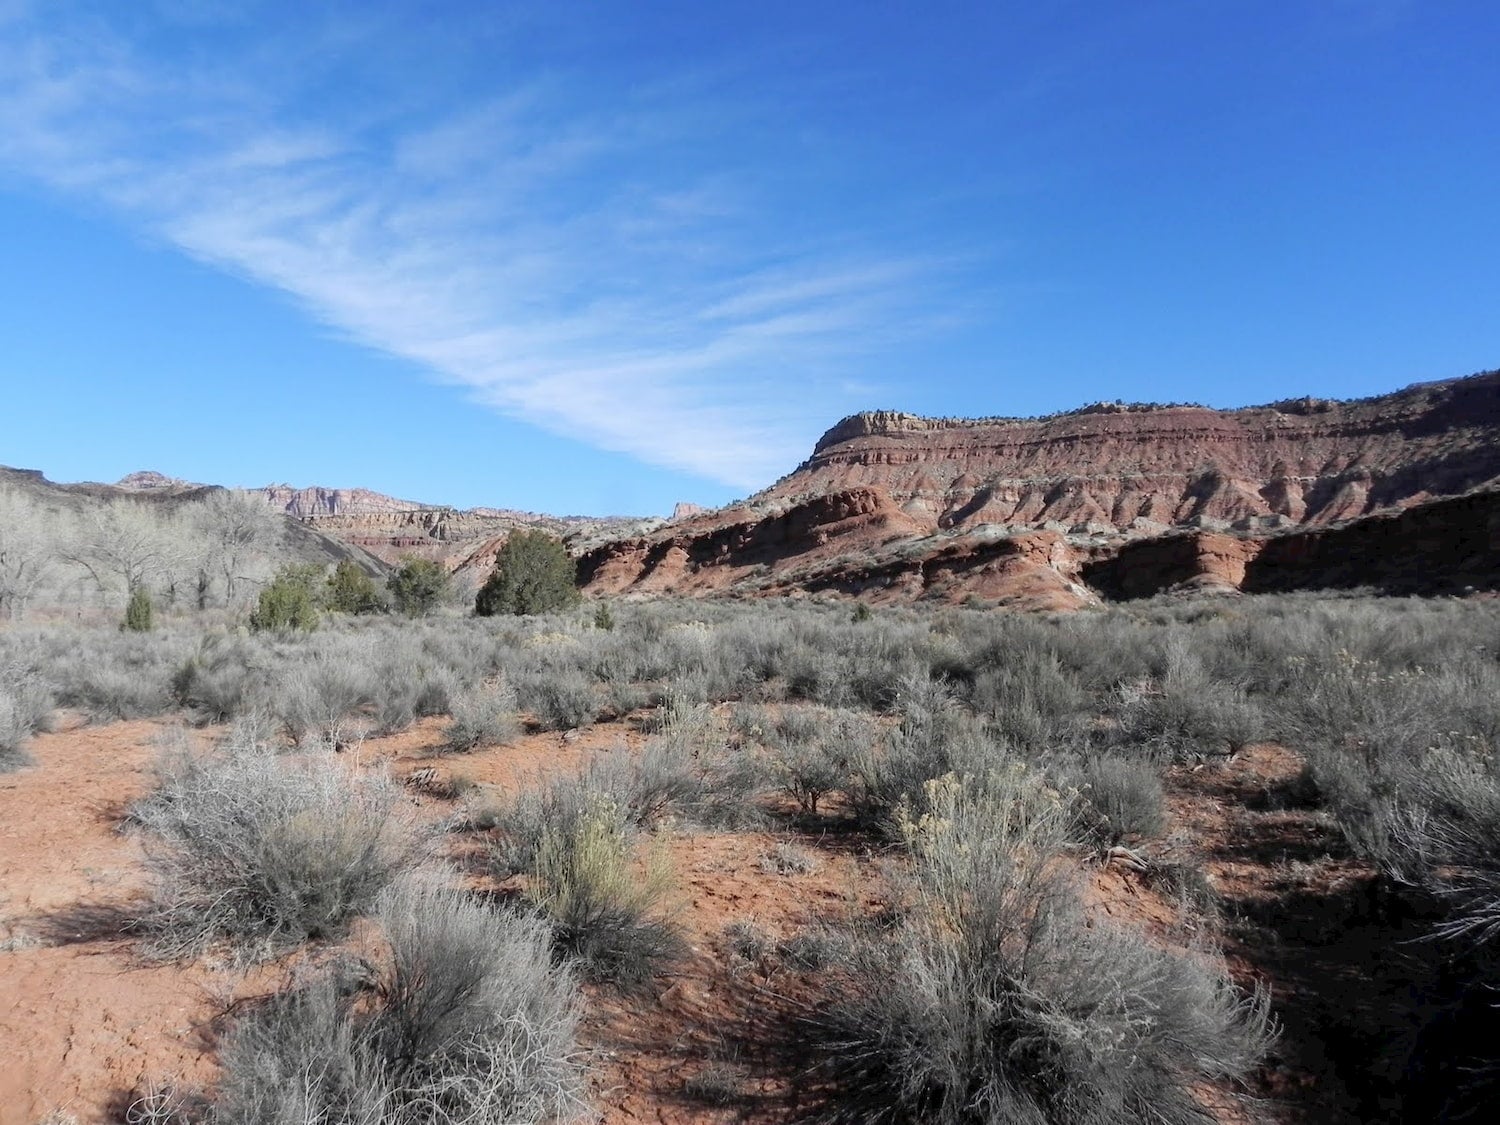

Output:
xmin=804 ymin=769 xmax=1273 ymax=1125
xmin=211 ymin=879 xmax=585 ymax=1125
xmin=133 ymin=740 xmax=424 ymax=961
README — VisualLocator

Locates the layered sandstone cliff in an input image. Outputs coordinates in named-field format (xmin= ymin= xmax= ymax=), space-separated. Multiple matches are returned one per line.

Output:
xmin=250 ymin=484 xmax=660 ymax=571
xmin=581 ymin=370 xmax=1500 ymax=608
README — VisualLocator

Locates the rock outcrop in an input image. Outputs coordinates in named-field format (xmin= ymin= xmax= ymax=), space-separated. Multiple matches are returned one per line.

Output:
xmin=250 ymin=484 xmax=661 ymax=572
xmin=581 ymin=370 xmax=1500 ymax=607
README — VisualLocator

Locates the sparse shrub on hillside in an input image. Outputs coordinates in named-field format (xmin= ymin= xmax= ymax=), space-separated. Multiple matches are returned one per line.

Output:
xmin=475 ymin=531 xmax=580 ymax=617
xmin=443 ymin=680 xmax=521 ymax=752
xmin=133 ymin=740 xmax=423 ymax=961
xmin=803 ymin=770 xmax=1273 ymax=1125
xmin=210 ymin=879 xmax=585 ymax=1125
xmin=324 ymin=559 xmax=384 ymax=615
xmin=249 ymin=564 xmax=322 ymax=632
xmin=123 ymin=585 xmax=155 ymax=632
xmin=387 ymin=557 xmax=450 ymax=617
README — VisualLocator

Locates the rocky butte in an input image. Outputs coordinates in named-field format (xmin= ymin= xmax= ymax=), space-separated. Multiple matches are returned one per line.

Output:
xmin=579 ymin=369 xmax=1500 ymax=609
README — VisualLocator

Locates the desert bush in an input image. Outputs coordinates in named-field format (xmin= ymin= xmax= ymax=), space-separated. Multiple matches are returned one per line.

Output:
xmin=171 ymin=634 xmax=270 ymax=723
xmin=847 ymin=690 xmax=997 ymax=833
xmin=759 ymin=839 xmax=819 ymax=875
xmin=485 ymin=722 xmax=755 ymax=885
xmin=759 ymin=706 xmax=875 ymax=815
xmin=387 ymin=558 xmax=450 ymax=617
xmin=249 ymin=564 xmax=322 ymax=632
xmin=483 ymin=768 xmax=630 ymax=879
xmin=123 ymin=585 xmax=155 ymax=632
xmin=625 ymin=708 xmax=764 ymax=828
xmin=0 ymin=666 xmax=51 ymax=771
xmin=803 ymin=769 xmax=1273 ymax=1125
xmin=592 ymin=601 xmax=615 ymax=631
xmin=324 ymin=559 xmax=384 ymax=615
xmin=53 ymin=631 xmax=186 ymax=719
xmin=475 ymin=531 xmax=580 ymax=617
xmin=443 ymin=680 xmax=521 ymax=752
xmin=514 ymin=668 xmax=599 ymax=732
xmin=369 ymin=656 xmax=456 ymax=736
xmin=211 ymin=879 xmax=585 ymax=1125
xmin=133 ymin=741 xmax=424 ymax=960
xmin=528 ymin=791 xmax=684 ymax=986
xmin=1071 ymin=753 xmax=1167 ymax=844
xmin=1109 ymin=674 xmax=1264 ymax=762
xmin=271 ymin=648 xmax=379 ymax=747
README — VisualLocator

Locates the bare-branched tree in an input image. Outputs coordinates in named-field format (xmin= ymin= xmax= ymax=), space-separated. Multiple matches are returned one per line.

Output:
xmin=62 ymin=500 xmax=176 ymax=610
xmin=197 ymin=490 xmax=278 ymax=607
xmin=0 ymin=488 xmax=55 ymax=621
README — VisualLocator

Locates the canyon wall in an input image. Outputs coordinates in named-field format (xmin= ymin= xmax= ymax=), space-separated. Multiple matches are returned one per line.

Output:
xmin=581 ymin=371 xmax=1500 ymax=607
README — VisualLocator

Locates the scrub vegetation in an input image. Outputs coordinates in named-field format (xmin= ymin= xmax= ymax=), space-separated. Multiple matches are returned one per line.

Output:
xmin=10 ymin=578 xmax=1500 ymax=1121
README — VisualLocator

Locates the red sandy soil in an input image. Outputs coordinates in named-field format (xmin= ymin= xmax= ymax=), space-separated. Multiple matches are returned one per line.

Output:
xmin=0 ymin=717 xmax=1392 ymax=1125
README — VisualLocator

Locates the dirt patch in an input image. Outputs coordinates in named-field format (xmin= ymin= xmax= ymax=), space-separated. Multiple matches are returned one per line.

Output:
xmin=1 ymin=718 xmax=1426 ymax=1125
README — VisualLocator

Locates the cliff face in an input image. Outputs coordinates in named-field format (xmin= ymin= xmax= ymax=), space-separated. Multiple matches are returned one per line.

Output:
xmin=255 ymin=485 xmax=435 ymax=518
xmin=581 ymin=370 xmax=1500 ymax=607
xmin=249 ymin=485 xmax=661 ymax=573
xmin=786 ymin=373 xmax=1500 ymax=533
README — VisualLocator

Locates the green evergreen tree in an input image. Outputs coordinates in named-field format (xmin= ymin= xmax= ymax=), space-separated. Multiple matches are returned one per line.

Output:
xmin=475 ymin=531 xmax=580 ymax=617
xmin=387 ymin=557 xmax=450 ymax=617
xmin=592 ymin=600 xmax=616 ymax=631
xmin=250 ymin=564 xmax=322 ymax=632
xmin=123 ymin=585 xmax=155 ymax=632
xmin=325 ymin=559 xmax=383 ymax=615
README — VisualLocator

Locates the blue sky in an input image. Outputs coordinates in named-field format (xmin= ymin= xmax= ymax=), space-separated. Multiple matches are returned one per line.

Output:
xmin=1 ymin=1 xmax=1497 ymax=515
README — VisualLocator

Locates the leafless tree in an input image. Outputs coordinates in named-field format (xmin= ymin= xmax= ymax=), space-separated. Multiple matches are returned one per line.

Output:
xmin=63 ymin=500 xmax=176 ymax=609
xmin=0 ymin=488 xmax=54 ymax=621
xmin=196 ymin=490 xmax=277 ymax=607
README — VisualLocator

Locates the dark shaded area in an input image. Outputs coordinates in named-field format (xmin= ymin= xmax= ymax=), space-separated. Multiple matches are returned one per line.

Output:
xmin=1244 ymin=491 xmax=1500 ymax=596
xmin=1179 ymin=760 xmax=1500 ymax=1124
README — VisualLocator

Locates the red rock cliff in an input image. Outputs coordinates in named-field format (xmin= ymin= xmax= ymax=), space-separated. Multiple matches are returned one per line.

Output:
xmin=581 ymin=370 xmax=1500 ymax=607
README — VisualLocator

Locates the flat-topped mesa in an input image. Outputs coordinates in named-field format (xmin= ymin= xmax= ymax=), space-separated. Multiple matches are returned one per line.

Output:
xmin=788 ymin=371 xmax=1500 ymax=533
xmin=582 ymin=368 xmax=1500 ymax=607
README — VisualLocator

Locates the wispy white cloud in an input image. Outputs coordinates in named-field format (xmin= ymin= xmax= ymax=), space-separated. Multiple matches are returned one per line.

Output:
xmin=0 ymin=7 xmax=947 ymax=489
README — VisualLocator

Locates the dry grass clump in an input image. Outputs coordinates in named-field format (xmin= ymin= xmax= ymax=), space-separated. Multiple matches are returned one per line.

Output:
xmin=803 ymin=768 xmax=1273 ymax=1125
xmin=208 ymin=880 xmax=586 ymax=1125
xmin=132 ymin=738 xmax=425 ymax=961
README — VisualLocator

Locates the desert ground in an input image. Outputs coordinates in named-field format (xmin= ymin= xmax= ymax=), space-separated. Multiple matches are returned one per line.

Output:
xmin=5 ymin=595 xmax=1498 ymax=1124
